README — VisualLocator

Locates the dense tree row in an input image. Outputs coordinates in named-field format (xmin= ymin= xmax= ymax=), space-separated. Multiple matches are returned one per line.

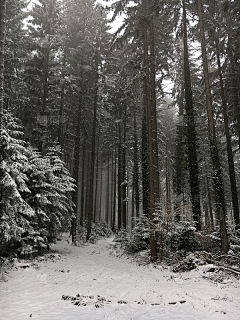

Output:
xmin=0 ymin=0 xmax=240 ymax=260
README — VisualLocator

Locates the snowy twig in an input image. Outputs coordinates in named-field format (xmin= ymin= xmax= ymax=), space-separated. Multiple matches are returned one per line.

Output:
xmin=217 ymin=265 xmax=240 ymax=276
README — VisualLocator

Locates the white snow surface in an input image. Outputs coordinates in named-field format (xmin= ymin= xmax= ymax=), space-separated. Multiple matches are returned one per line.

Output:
xmin=1 ymin=234 xmax=240 ymax=320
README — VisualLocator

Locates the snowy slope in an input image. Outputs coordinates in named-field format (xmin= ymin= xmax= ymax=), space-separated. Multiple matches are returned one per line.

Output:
xmin=0 ymin=234 xmax=239 ymax=320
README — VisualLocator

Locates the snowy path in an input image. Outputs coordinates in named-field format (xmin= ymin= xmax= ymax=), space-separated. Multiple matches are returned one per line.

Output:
xmin=0 ymin=235 xmax=240 ymax=320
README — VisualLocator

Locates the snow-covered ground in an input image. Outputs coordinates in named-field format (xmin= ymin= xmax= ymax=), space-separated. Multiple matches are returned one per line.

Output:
xmin=0 ymin=234 xmax=240 ymax=320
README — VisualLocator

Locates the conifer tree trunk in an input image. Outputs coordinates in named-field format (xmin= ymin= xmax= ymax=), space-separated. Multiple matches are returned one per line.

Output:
xmin=133 ymin=113 xmax=140 ymax=217
xmin=0 ymin=0 xmax=6 ymax=222
xmin=142 ymin=0 xmax=160 ymax=260
xmin=141 ymin=107 xmax=149 ymax=217
xmin=198 ymin=0 xmax=229 ymax=252
xmin=224 ymin=9 xmax=240 ymax=152
xmin=99 ymin=157 xmax=103 ymax=220
xmin=174 ymin=88 xmax=185 ymax=221
xmin=58 ymin=51 xmax=66 ymax=148
xmin=106 ymin=156 xmax=110 ymax=225
xmin=0 ymin=0 xmax=6 ymax=129
xmin=71 ymin=94 xmax=82 ymax=243
xmin=141 ymin=3 xmax=150 ymax=220
xmin=85 ymin=151 xmax=91 ymax=220
xmin=110 ymin=148 xmax=114 ymax=228
xmin=122 ymin=105 xmax=127 ymax=229
xmin=112 ymin=150 xmax=117 ymax=230
xmin=93 ymin=138 xmax=100 ymax=223
xmin=149 ymin=18 xmax=160 ymax=204
xmin=80 ymin=137 xmax=86 ymax=227
xmin=117 ymin=122 xmax=123 ymax=229
xmin=215 ymin=41 xmax=240 ymax=228
xmin=205 ymin=171 xmax=214 ymax=228
xmin=183 ymin=0 xmax=201 ymax=230
xmin=87 ymin=48 xmax=99 ymax=240
xmin=165 ymin=157 xmax=171 ymax=214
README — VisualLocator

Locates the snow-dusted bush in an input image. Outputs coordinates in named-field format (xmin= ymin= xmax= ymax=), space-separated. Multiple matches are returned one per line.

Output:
xmin=195 ymin=232 xmax=221 ymax=253
xmin=114 ymin=217 xmax=150 ymax=253
xmin=88 ymin=231 xmax=98 ymax=244
xmin=197 ymin=223 xmax=240 ymax=254
xmin=151 ymin=206 xmax=177 ymax=260
xmin=169 ymin=221 xmax=201 ymax=253
xmin=226 ymin=224 xmax=240 ymax=253
xmin=76 ymin=225 xmax=87 ymax=245
xmin=88 ymin=220 xmax=112 ymax=243
xmin=172 ymin=254 xmax=197 ymax=272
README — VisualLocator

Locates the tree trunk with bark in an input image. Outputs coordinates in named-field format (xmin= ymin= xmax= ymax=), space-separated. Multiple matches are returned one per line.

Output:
xmin=71 ymin=94 xmax=82 ymax=243
xmin=215 ymin=40 xmax=239 ymax=228
xmin=122 ymin=104 xmax=127 ymax=229
xmin=87 ymin=48 xmax=99 ymax=240
xmin=142 ymin=0 xmax=160 ymax=261
xmin=0 ymin=0 xmax=6 ymax=223
xmin=112 ymin=150 xmax=117 ymax=230
xmin=174 ymin=88 xmax=185 ymax=222
xmin=198 ymin=0 xmax=229 ymax=253
xmin=183 ymin=0 xmax=202 ymax=230
xmin=117 ymin=122 xmax=123 ymax=229
xmin=93 ymin=136 xmax=100 ymax=223
xmin=133 ymin=113 xmax=140 ymax=217
xmin=0 ymin=0 xmax=6 ymax=129
xmin=141 ymin=106 xmax=149 ymax=217
xmin=106 ymin=156 xmax=110 ymax=225
xmin=80 ymin=137 xmax=86 ymax=227
xmin=58 ymin=51 xmax=66 ymax=148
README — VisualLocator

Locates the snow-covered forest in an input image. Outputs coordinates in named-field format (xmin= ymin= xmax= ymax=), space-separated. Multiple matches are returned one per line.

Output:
xmin=0 ymin=0 xmax=240 ymax=318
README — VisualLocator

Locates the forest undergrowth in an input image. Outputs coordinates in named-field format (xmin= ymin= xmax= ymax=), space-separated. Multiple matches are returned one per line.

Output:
xmin=1 ymin=217 xmax=240 ymax=287
xmin=109 ymin=219 xmax=240 ymax=284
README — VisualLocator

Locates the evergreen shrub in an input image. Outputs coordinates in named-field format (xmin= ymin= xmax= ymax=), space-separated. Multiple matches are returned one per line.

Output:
xmin=228 ymin=226 xmax=240 ymax=253
xmin=114 ymin=218 xmax=150 ymax=253
xmin=169 ymin=221 xmax=201 ymax=252
xmin=88 ymin=220 xmax=112 ymax=244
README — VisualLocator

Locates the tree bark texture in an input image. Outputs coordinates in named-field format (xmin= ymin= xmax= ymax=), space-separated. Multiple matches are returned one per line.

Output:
xmin=0 ymin=0 xmax=6 ymax=129
xmin=117 ymin=122 xmax=123 ymax=229
xmin=80 ymin=137 xmax=86 ymax=227
xmin=112 ymin=150 xmax=117 ymax=230
xmin=0 ymin=0 xmax=6 ymax=224
xmin=58 ymin=51 xmax=66 ymax=148
xmin=141 ymin=105 xmax=149 ymax=217
xmin=122 ymin=104 xmax=127 ymax=229
xmin=71 ymin=93 xmax=82 ymax=243
xmin=174 ymin=87 xmax=185 ymax=221
xmin=198 ymin=0 xmax=229 ymax=253
xmin=133 ymin=113 xmax=140 ymax=217
xmin=183 ymin=0 xmax=202 ymax=230
xmin=142 ymin=0 xmax=160 ymax=261
xmin=224 ymin=9 xmax=240 ymax=152
xmin=87 ymin=49 xmax=99 ymax=240
xmin=215 ymin=41 xmax=239 ymax=227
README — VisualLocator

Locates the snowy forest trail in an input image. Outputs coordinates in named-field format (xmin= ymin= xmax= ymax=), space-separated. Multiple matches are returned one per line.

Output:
xmin=0 ymin=235 xmax=240 ymax=320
